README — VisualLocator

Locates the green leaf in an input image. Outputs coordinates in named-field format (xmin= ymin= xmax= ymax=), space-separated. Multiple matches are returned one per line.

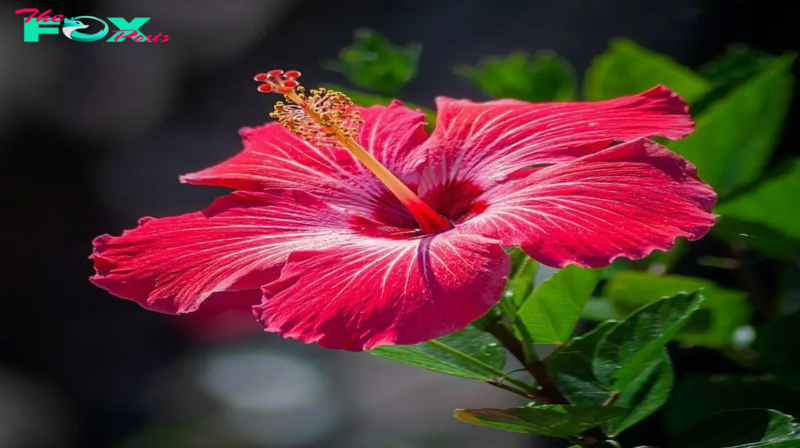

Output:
xmin=585 ymin=38 xmax=711 ymax=102
xmin=603 ymin=272 xmax=751 ymax=348
xmin=582 ymin=298 xmax=621 ymax=322
xmin=547 ymin=322 xmax=674 ymax=436
xmin=323 ymin=28 xmax=420 ymax=95
xmin=717 ymin=160 xmax=800 ymax=239
xmin=671 ymin=409 xmax=799 ymax=448
xmin=593 ymin=292 xmax=703 ymax=391
xmin=505 ymin=250 xmax=539 ymax=309
xmin=693 ymin=44 xmax=779 ymax=114
xmin=454 ymin=405 xmax=625 ymax=437
xmin=668 ymin=54 xmax=795 ymax=198
xmin=516 ymin=265 xmax=602 ymax=344
xmin=322 ymin=83 xmax=389 ymax=106
xmin=712 ymin=216 xmax=800 ymax=260
xmin=322 ymin=83 xmax=437 ymax=130
xmin=508 ymin=247 xmax=531 ymax=277
xmin=547 ymin=321 xmax=619 ymax=404
xmin=603 ymin=348 xmax=673 ymax=435
xmin=456 ymin=51 xmax=577 ymax=101
xmin=754 ymin=310 xmax=800 ymax=386
xmin=700 ymin=45 xmax=778 ymax=86
xmin=370 ymin=326 xmax=505 ymax=380
xmin=755 ymin=441 xmax=800 ymax=447
xmin=664 ymin=375 xmax=800 ymax=437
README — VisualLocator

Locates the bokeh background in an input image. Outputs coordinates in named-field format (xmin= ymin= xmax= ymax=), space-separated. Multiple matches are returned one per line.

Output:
xmin=1 ymin=0 xmax=799 ymax=447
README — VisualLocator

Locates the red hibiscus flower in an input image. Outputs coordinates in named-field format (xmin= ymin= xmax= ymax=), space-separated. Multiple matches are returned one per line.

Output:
xmin=91 ymin=70 xmax=716 ymax=351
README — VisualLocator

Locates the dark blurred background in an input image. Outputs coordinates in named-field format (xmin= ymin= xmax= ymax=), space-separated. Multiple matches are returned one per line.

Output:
xmin=1 ymin=0 xmax=798 ymax=447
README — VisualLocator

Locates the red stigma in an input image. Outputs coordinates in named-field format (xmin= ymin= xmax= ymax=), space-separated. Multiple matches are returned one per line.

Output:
xmin=253 ymin=69 xmax=304 ymax=94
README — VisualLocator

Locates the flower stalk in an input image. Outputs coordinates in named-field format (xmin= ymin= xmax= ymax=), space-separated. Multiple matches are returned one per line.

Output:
xmin=485 ymin=317 xmax=613 ymax=447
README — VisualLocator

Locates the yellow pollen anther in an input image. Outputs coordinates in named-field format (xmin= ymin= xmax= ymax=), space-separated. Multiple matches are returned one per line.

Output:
xmin=270 ymin=87 xmax=365 ymax=147
xmin=254 ymin=70 xmax=453 ymax=234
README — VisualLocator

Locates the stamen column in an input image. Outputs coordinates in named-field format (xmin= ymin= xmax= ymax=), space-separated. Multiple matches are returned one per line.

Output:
xmin=254 ymin=70 xmax=453 ymax=234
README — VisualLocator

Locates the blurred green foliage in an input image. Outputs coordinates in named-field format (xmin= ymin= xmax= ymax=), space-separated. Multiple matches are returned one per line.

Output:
xmin=754 ymin=310 xmax=800 ymax=388
xmin=669 ymin=54 xmax=795 ymax=198
xmin=323 ymin=29 xmax=421 ymax=96
xmin=718 ymin=161 xmax=800 ymax=239
xmin=456 ymin=51 xmax=577 ymax=101
xmin=664 ymin=374 xmax=800 ymax=436
xmin=584 ymin=38 xmax=712 ymax=102
xmin=602 ymin=272 xmax=751 ymax=348
xmin=330 ymin=30 xmax=800 ymax=447
xmin=693 ymin=45 xmax=780 ymax=113
xmin=672 ymin=408 xmax=800 ymax=448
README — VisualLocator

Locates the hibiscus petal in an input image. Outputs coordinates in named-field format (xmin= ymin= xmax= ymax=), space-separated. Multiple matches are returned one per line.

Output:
xmin=91 ymin=190 xmax=357 ymax=314
xmin=180 ymin=101 xmax=427 ymax=192
xmin=255 ymin=231 xmax=509 ymax=351
xmin=180 ymin=101 xmax=428 ymax=227
xmin=416 ymin=86 xmax=694 ymax=202
xmin=357 ymin=100 xmax=430 ymax=184
xmin=458 ymin=139 xmax=717 ymax=268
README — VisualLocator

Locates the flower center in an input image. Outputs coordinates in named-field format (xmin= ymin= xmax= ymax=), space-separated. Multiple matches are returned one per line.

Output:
xmin=254 ymin=70 xmax=453 ymax=234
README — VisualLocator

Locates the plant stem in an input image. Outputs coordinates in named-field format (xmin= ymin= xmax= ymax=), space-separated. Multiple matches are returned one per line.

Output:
xmin=498 ymin=300 xmax=539 ymax=363
xmin=602 ymin=391 xmax=620 ymax=406
xmin=486 ymin=378 xmax=537 ymax=399
xmin=485 ymin=322 xmax=611 ymax=446
xmin=485 ymin=322 xmax=568 ymax=403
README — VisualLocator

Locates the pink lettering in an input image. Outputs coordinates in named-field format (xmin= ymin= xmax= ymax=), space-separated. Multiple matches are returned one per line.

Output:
xmin=15 ymin=8 xmax=39 ymax=23
xmin=15 ymin=9 xmax=65 ymax=23
xmin=37 ymin=9 xmax=55 ymax=22
xmin=111 ymin=29 xmax=138 ymax=42
xmin=114 ymin=30 xmax=169 ymax=42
